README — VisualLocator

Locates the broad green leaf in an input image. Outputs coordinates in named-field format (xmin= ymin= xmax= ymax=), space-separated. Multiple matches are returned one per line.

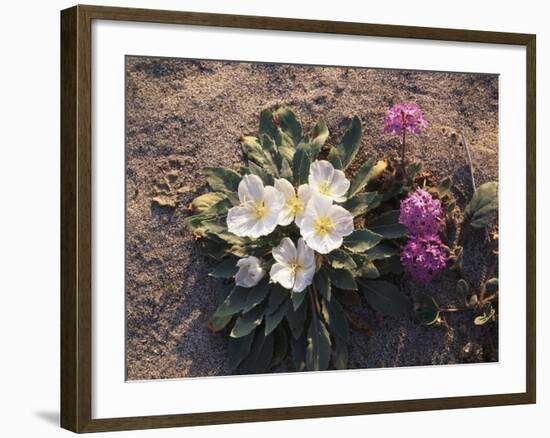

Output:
xmin=230 ymin=302 xmax=266 ymax=338
xmin=343 ymin=192 xmax=379 ymax=217
xmin=243 ymin=279 xmax=270 ymax=313
xmin=352 ymin=255 xmax=380 ymax=279
xmin=437 ymin=176 xmax=453 ymax=198
xmin=275 ymin=108 xmax=303 ymax=145
xmin=375 ymin=255 xmax=403 ymax=275
xmin=291 ymin=289 xmax=307 ymax=311
xmin=239 ymin=328 xmax=274 ymax=373
xmin=292 ymin=145 xmax=311 ymax=186
xmin=348 ymin=158 xmax=376 ymax=197
xmin=365 ymin=243 xmax=399 ymax=260
xmin=328 ymin=249 xmax=357 ymax=270
xmin=406 ymin=160 xmax=423 ymax=180
xmin=456 ymin=279 xmax=470 ymax=300
xmin=228 ymin=330 xmax=255 ymax=370
xmin=265 ymin=299 xmax=289 ymax=336
xmin=259 ymin=110 xmax=281 ymax=144
xmin=343 ymin=229 xmax=383 ymax=253
xmin=368 ymin=210 xmax=407 ymax=239
xmin=248 ymin=161 xmax=274 ymax=185
xmin=291 ymin=331 xmax=307 ymax=371
xmin=360 ymin=280 xmax=410 ymax=317
xmin=337 ymin=116 xmax=362 ymax=169
xmin=209 ymin=256 xmax=238 ymax=278
xmin=240 ymin=136 xmax=265 ymax=166
xmin=464 ymin=181 xmax=498 ymax=228
xmin=307 ymin=119 xmax=329 ymax=158
xmin=286 ymin=299 xmax=307 ymax=339
xmin=306 ymin=316 xmax=331 ymax=371
xmin=328 ymin=147 xmax=343 ymax=170
xmin=485 ymin=278 xmax=499 ymax=294
xmin=213 ymin=286 xmax=249 ymax=317
xmin=208 ymin=314 xmax=232 ymax=333
xmin=271 ymin=326 xmax=289 ymax=368
xmin=267 ymin=284 xmax=289 ymax=314
xmin=314 ymin=268 xmax=332 ymax=301
xmin=321 ymin=297 xmax=349 ymax=341
xmin=189 ymin=192 xmax=227 ymax=214
xmin=203 ymin=167 xmax=241 ymax=193
xmin=280 ymin=157 xmax=293 ymax=180
xmin=329 ymin=268 xmax=358 ymax=290
xmin=332 ymin=336 xmax=349 ymax=370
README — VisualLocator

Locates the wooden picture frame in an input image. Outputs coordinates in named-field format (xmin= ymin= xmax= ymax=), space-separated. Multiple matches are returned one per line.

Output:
xmin=61 ymin=4 xmax=536 ymax=433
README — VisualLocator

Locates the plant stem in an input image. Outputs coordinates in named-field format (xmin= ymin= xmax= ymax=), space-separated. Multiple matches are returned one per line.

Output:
xmin=439 ymin=306 xmax=469 ymax=313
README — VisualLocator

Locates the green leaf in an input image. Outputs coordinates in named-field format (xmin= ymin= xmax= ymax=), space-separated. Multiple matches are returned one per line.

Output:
xmin=332 ymin=336 xmax=349 ymax=370
xmin=208 ymin=314 xmax=232 ymax=333
xmin=275 ymin=108 xmax=302 ymax=145
xmin=286 ymin=299 xmax=308 ymax=339
xmin=306 ymin=315 xmax=331 ymax=371
xmin=343 ymin=229 xmax=383 ymax=253
xmin=328 ymin=147 xmax=343 ymax=170
xmin=337 ymin=116 xmax=362 ymax=169
xmin=365 ymin=243 xmax=399 ymax=260
xmin=213 ymin=286 xmax=249 ymax=317
xmin=259 ymin=110 xmax=281 ymax=145
xmin=291 ymin=331 xmax=307 ymax=371
xmin=329 ymin=268 xmax=358 ymax=290
xmin=485 ymin=278 xmax=499 ymax=294
xmin=307 ymin=119 xmax=329 ymax=158
xmin=314 ymin=268 xmax=332 ymax=301
xmin=291 ymin=289 xmax=307 ymax=311
xmin=243 ymin=279 xmax=270 ymax=313
xmin=239 ymin=328 xmax=275 ymax=373
xmin=406 ymin=160 xmax=423 ymax=180
xmin=415 ymin=294 xmax=440 ymax=326
xmin=209 ymin=257 xmax=238 ymax=278
xmin=280 ymin=157 xmax=293 ymax=181
xmin=368 ymin=210 xmax=408 ymax=239
xmin=230 ymin=302 xmax=266 ymax=338
xmin=248 ymin=161 xmax=274 ymax=185
xmin=241 ymin=135 xmax=279 ymax=177
xmin=348 ymin=158 xmax=376 ymax=197
xmin=375 ymin=256 xmax=403 ymax=276
xmin=271 ymin=326 xmax=289 ymax=368
xmin=267 ymin=284 xmax=289 ymax=314
xmin=464 ymin=181 xmax=498 ymax=228
xmin=321 ymin=298 xmax=349 ymax=341
xmin=203 ymin=167 xmax=241 ymax=193
xmin=265 ymin=299 xmax=289 ymax=336
xmin=292 ymin=145 xmax=311 ymax=186
xmin=343 ymin=192 xmax=380 ymax=217
xmin=329 ymin=249 xmax=357 ymax=270
xmin=360 ymin=280 xmax=410 ymax=317
xmin=189 ymin=192 xmax=227 ymax=214
xmin=437 ymin=176 xmax=453 ymax=198
xmin=228 ymin=330 xmax=255 ymax=370
xmin=352 ymin=255 xmax=380 ymax=279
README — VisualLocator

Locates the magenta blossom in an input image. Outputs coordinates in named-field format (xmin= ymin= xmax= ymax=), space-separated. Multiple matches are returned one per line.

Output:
xmin=382 ymin=102 xmax=429 ymax=135
xmin=399 ymin=188 xmax=443 ymax=237
xmin=400 ymin=235 xmax=448 ymax=284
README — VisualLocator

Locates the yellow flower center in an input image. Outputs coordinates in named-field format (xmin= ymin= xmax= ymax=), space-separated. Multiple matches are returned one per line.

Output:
xmin=288 ymin=260 xmax=303 ymax=273
xmin=286 ymin=196 xmax=304 ymax=215
xmin=313 ymin=216 xmax=335 ymax=237
xmin=252 ymin=202 xmax=268 ymax=220
xmin=318 ymin=181 xmax=332 ymax=196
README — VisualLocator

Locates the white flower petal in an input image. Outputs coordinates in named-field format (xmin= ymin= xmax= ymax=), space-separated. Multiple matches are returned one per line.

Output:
xmin=269 ymin=263 xmax=295 ymax=289
xmin=274 ymin=178 xmax=295 ymax=199
xmin=235 ymin=256 xmax=265 ymax=287
xmin=227 ymin=205 xmax=256 ymax=237
xmin=238 ymin=174 xmax=264 ymax=204
xmin=309 ymin=160 xmax=334 ymax=187
xmin=329 ymin=205 xmax=354 ymax=236
xmin=330 ymin=170 xmax=351 ymax=202
xmin=297 ymin=238 xmax=315 ymax=269
xmin=295 ymin=184 xmax=312 ymax=227
xmin=272 ymin=237 xmax=297 ymax=265
xmin=293 ymin=263 xmax=316 ymax=292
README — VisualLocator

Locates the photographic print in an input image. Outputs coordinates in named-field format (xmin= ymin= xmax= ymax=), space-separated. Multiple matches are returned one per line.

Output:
xmin=125 ymin=56 xmax=499 ymax=380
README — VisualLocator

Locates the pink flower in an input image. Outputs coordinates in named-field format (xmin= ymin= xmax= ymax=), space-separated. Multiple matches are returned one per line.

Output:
xmin=400 ymin=235 xmax=447 ymax=284
xmin=399 ymin=188 xmax=443 ymax=237
xmin=382 ymin=103 xmax=429 ymax=135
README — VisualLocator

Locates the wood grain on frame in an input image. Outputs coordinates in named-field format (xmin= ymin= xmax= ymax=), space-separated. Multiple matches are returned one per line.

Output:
xmin=60 ymin=4 xmax=536 ymax=433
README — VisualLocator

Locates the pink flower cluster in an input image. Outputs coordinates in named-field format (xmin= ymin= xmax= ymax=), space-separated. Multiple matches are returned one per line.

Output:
xmin=382 ymin=102 xmax=429 ymax=135
xmin=400 ymin=235 xmax=448 ymax=285
xmin=399 ymin=188 xmax=443 ymax=236
xmin=399 ymin=188 xmax=447 ymax=284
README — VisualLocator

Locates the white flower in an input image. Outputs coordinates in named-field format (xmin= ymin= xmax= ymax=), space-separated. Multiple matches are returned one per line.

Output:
xmin=269 ymin=238 xmax=316 ymax=293
xmin=308 ymin=160 xmax=350 ymax=203
xmin=300 ymin=195 xmax=354 ymax=254
xmin=274 ymin=178 xmax=313 ymax=227
xmin=227 ymin=174 xmax=284 ymax=238
xmin=234 ymin=256 xmax=265 ymax=288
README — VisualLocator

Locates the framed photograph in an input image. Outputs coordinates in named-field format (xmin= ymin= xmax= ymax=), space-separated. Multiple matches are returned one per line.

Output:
xmin=60 ymin=4 xmax=536 ymax=433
